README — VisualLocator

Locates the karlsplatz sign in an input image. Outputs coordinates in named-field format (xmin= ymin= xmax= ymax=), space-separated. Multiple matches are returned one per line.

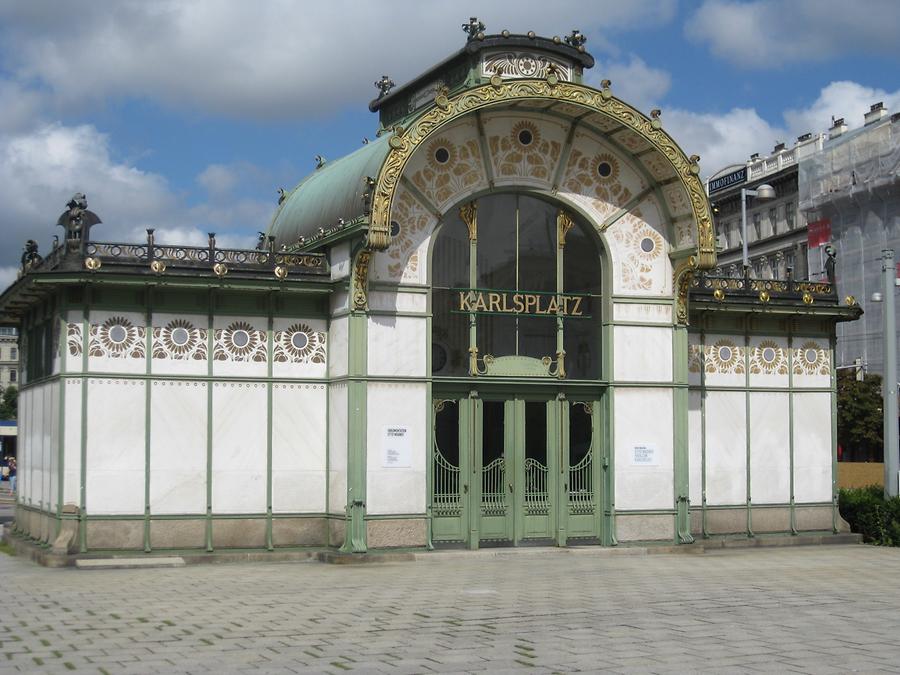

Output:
xmin=453 ymin=289 xmax=589 ymax=318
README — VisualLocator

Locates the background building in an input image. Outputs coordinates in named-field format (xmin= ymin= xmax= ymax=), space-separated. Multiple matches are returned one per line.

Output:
xmin=0 ymin=326 xmax=18 ymax=390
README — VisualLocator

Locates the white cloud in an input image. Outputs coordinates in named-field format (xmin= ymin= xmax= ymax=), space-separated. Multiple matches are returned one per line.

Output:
xmin=783 ymin=81 xmax=900 ymax=138
xmin=0 ymin=266 xmax=17 ymax=291
xmin=686 ymin=0 xmax=900 ymax=68
xmin=0 ymin=0 xmax=675 ymax=119
xmin=197 ymin=164 xmax=240 ymax=197
xmin=0 ymin=123 xmax=260 ymax=273
xmin=663 ymin=107 xmax=784 ymax=178
xmin=588 ymin=56 xmax=671 ymax=112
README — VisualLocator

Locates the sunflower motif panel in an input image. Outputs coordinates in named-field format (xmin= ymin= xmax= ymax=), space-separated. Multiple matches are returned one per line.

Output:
xmin=375 ymin=185 xmax=436 ymax=284
xmin=482 ymin=113 xmax=567 ymax=189
xmin=749 ymin=336 xmax=790 ymax=388
xmin=272 ymin=319 xmax=327 ymax=378
xmin=151 ymin=314 xmax=209 ymax=376
xmin=703 ymin=336 xmax=746 ymax=387
xmin=792 ymin=338 xmax=831 ymax=387
xmin=687 ymin=333 xmax=703 ymax=387
xmin=607 ymin=213 xmax=669 ymax=294
xmin=406 ymin=119 xmax=488 ymax=213
xmin=67 ymin=323 xmax=83 ymax=359
xmin=212 ymin=319 xmax=268 ymax=377
xmin=87 ymin=313 xmax=147 ymax=373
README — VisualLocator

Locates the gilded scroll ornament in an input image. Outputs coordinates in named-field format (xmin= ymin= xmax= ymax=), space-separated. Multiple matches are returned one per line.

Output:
xmin=557 ymin=210 xmax=575 ymax=248
xmin=367 ymin=79 xmax=714 ymax=304
xmin=673 ymin=256 xmax=698 ymax=324
xmin=352 ymin=250 xmax=372 ymax=311
xmin=459 ymin=201 xmax=478 ymax=242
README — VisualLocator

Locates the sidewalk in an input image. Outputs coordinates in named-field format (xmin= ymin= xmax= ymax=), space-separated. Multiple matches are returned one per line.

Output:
xmin=0 ymin=544 xmax=897 ymax=672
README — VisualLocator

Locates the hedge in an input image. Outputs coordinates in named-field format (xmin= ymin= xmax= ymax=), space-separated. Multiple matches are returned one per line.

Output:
xmin=838 ymin=485 xmax=900 ymax=546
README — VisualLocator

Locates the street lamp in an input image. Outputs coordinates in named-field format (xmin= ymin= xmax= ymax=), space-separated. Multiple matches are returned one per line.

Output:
xmin=871 ymin=250 xmax=899 ymax=498
xmin=740 ymin=183 xmax=776 ymax=269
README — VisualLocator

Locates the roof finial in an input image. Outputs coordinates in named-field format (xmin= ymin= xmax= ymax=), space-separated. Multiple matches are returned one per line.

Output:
xmin=565 ymin=29 xmax=587 ymax=48
xmin=374 ymin=75 xmax=395 ymax=99
xmin=462 ymin=17 xmax=485 ymax=41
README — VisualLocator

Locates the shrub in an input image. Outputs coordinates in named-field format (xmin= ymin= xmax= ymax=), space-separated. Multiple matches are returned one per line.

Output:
xmin=839 ymin=485 xmax=900 ymax=546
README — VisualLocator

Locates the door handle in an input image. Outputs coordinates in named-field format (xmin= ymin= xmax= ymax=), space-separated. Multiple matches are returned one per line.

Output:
xmin=508 ymin=483 xmax=514 ymax=493
xmin=463 ymin=484 xmax=468 ymax=494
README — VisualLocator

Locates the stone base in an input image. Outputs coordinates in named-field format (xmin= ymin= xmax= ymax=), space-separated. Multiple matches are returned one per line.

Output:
xmin=691 ymin=504 xmax=839 ymax=536
xmin=615 ymin=514 xmax=673 ymax=542
xmin=366 ymin=518 xmax=427 ymax=548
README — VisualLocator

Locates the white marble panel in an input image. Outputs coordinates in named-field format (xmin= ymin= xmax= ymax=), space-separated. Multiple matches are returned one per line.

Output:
xmin=613 ymin=303 xmax=673 ymax=324
xmin=366 ymin=382 xmax=427 ymax=514
xmin=791 ymin=337 xmax=832 ymax=389
xmin=63 ymin=379 xmax=82 ymax=505
xmin=331 ymin=290 xmax=349 ymax=314
xmin=687 ymin=332 xmax=702 ymax=387
xmin=688 ymin=390 xmax=702 ymax=505
xmin=368 ymin=291 xmax=427 ymax=314
xmin=64 ymin=311 xmax=84 ymax=374
xmin=211 ymin=383 xmax=267 ymax=513
xmin=705 ymin=391 xmax=747 ymax=506
xmin=330 ymin=242 xmax=351 ymax=280
xmin=368 ymin=316 xmax=426 ymax=378
xmin=612 ymin=325 xmax=673 ymax=383
xmin=749 ymin=392 xmax=790 ymax=504
xmin=149 ymin=312 xmax=208 ymax=377
xmin=21 ymin=388 xmax=32 ymax=503
xmin=86 ymin=379 xmax=146 ymax=515
xmin=150 ymin=381 xmax=207 ymax=515
xmin=328 ymin=317 xmax=348 ymax=378
xmin=52 ymin=319 xmax=62 ymax=376
xmin=328 ymin=384 xmax=348 ymax=513
xmin=748 ymin=336 xmax=789 ymax=389
xmin=47 ymin=382 xmax=59 ymax=512
xmin=614 ymin=388 xmax=674 ymax=510
xmin=87 ymin=310 xmax=147 ymax=375
xmin=272 ymin=317 xmax=327 ymax=380
xmin=211 ymin=315 xmax=268 ymax=379
xmin=272 ymin=384 xmax=327 ymax=513
xmin=703 ymin=334 xmax=747 ymax=388
xmin=32 ymin=384 xmax=45 ymax=507
xmin=792 ymin=392 xmax=833 ymax=503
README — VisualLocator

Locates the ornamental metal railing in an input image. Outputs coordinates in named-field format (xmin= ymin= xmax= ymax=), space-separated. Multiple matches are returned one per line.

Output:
xmin=690 ymin=269 xmax=838 ymax=304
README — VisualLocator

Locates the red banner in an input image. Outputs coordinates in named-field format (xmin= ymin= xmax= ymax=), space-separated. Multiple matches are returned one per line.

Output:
xmin=807 ymin=218 xmax=832 ymax=247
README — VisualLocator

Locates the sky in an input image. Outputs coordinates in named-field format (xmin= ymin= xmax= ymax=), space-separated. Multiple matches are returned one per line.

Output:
xmin=0 ymin=0 xmax=898 ymax=288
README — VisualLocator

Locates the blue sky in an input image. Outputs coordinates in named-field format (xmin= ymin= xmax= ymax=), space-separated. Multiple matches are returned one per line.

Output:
xmin=0 ymin=0 xmax=898 ymax=286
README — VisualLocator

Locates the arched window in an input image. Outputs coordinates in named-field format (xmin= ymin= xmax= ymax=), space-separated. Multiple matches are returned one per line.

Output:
xmin=431 ymin=193 xmax=601 ymax=380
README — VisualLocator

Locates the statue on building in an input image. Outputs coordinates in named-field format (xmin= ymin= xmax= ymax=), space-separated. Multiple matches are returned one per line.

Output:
xmin=57 ymin=193 xmax=101 ymax=248
xmin=20 ymin=240 xmax=42 ymax=270
xmin=824 ymin=244 xmax=837 ymax=286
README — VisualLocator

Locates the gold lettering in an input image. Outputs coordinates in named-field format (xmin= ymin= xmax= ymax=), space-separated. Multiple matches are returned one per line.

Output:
xmin=513 ymin=293 xmax=525 ymax=313
xmin=488 ymin=293 xmax=502 ymax=313
xmin=535 ymin=295 xmax=549 ymax=314
xmin=570 ymin=296 xmax=583 ymax=316
xmin=547 ymin=296 xmax=559 ymax=314
xmin=472 ymin=292 xmax=488 ymax=312
xmin=501 ymin=293 xmax=511 ymax=312
xmin=524 ymin=294 xmax=538 ymax=314
xmin=459 ymin=291 xmax=473 ymax=312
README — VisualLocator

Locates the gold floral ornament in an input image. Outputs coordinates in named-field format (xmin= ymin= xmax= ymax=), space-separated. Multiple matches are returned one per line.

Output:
xmin=705 ymin=339 xmax=744 ymax=375
xmin=750 ymin=340 xmax=787 ymax=375
xmin=214 ymin=321 xmax=267 ymax=362
xmin=153 ymin=319 xmax=207 ymax=361
xmin=89 ymin=316 xmax=145 ymax=359
xmin=793 ymin=341 xmax=830 ymax=376
xmin=274 ymin=323 xmax=326 ymax=364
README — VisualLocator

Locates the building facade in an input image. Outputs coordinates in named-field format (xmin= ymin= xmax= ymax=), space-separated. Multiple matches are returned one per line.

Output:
xmin=0 ymin=326 xmax=18 ymax=390
xmin=0 ymin=27 xmax=859 ymax=560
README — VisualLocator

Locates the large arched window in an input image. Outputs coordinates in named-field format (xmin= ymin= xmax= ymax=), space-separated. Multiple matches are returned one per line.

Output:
xmin=431 ymin=193 xmax=602 ymax=380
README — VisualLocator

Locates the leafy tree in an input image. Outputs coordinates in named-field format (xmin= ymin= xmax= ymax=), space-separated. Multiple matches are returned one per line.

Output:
xmin=0 ymin=385 xmax=16 ymax=421
xmin=837 ymin=370 xmax=883 ymax=461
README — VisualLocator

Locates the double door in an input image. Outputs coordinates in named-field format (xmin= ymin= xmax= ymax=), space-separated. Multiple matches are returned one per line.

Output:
xmin=432 ymin=394 xmax=603 ymax=547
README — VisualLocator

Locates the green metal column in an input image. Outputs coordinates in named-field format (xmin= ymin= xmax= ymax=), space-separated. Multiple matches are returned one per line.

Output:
xmin=342 ymin=247 xmax=369 ymax=553
xmin=672 ymin=323 xmax=694 ymax=544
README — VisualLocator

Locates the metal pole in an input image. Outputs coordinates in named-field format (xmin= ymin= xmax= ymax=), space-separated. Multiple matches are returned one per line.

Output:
xmin=883 ymin=249 xmax=899 ymax=498
xmin=741 ymin=189 xmax=749 ymax=268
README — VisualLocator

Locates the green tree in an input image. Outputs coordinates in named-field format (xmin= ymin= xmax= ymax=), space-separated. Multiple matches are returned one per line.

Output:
xmin=837 ymin=370 xmax=883 ymax=461
xmin=0 ymin=385 xmax=17 ymax=420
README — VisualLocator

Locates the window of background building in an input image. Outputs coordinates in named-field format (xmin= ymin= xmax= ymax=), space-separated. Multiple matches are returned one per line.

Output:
xmin=785 ymin=201 xmax=795 ymax=229
xmin=753 ymin=212 xmax=761 ymax=240
xmin=768 ymin=207 xmax=777 ymax=236
xmin=9 ymin=370 xmax=15 ymax=383
xmin=10 ymin=348 xmax=16 ymax=360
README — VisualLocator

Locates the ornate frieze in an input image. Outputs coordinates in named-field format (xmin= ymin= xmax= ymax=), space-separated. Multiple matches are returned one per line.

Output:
xmin=152 ymin=319 xmax=208 ymax=361
xmin=214 ymin=321 xmax=267 ymax=362
xmin=704 ymin=338 xmax=745 ymax=375
xmin=88 ymin=316 xmax=145 ymax=359
xmin=273 ymin=323 xmax=326 ymax=364
xmin=793 ymin=341 xmax=830 ymax=376
xmin=67 ymin=323 xmax=82 ymax=357
xmin=750 ymin=340 xmax=788 ymax=375
xmin=481 ymin=51 xmax=573 ymax=82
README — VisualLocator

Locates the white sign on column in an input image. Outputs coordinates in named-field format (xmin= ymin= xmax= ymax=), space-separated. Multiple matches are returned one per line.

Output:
xmin=383 ymin=426 xmax=412 ymax=468
xmin=631 ymin=444 xmax=658 ymax=466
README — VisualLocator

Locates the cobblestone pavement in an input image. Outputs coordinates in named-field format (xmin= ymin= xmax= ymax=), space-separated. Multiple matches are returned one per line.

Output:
xmin=1 ymin=544 xmax=899 ymax=674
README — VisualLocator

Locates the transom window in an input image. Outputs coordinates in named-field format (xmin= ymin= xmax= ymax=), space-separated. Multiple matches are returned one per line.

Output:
xmin=431 ymin=193 xmax=601 ymax=379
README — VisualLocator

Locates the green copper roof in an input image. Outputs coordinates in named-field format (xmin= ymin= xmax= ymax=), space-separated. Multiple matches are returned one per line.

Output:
xmin=267 ymin=134 xmax=391 ymax=248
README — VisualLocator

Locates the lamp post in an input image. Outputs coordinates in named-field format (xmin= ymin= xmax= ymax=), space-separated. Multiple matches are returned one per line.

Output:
xmin=873 ymin=250 xmax=899 ymax=498
xmin=740 ymin=184 xmax=776 ymax=269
